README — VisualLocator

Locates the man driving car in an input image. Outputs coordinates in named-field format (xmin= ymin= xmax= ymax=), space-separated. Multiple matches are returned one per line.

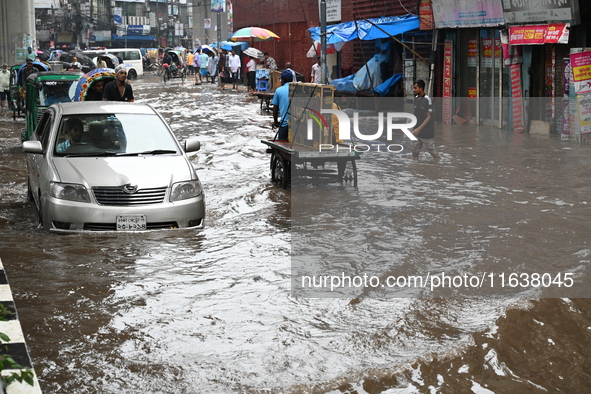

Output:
xmin=56 ymin=117 xmax=84 ymax=152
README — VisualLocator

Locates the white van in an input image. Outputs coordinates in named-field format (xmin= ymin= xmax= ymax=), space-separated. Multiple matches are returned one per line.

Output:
xmin=82 ymin=48 xmax=144 ymax=79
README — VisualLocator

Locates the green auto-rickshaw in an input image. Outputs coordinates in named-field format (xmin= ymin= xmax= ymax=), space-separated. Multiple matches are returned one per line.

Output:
xmin=22 ymin=71 xmax=83 ymax=141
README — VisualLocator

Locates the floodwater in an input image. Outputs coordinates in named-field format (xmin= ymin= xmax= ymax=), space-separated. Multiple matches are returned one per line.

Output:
xmin=0 ymin=76 xmax=590 ymax=393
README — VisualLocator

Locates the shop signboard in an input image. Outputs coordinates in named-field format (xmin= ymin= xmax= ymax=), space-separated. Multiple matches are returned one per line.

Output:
xmin=570 ymin=50 xmax=591 ymax=95
xmin=443 ymin=40 xmax=453 ymax=124
xmin=509 ymin=23 xmax=569 ymax=45
xmin=431 ymin=0 xmax=504 ymax=28
xmin=502 ymin=0 xmax=579 ymax=24
xmin=510 ymin=64 xmax=524 ymax=132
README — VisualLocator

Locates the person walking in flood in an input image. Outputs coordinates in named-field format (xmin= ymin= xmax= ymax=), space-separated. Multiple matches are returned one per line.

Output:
xmin=412 ymin=79 xmax=440 ymax=161
xmin=103 ymin=66 xmax=134 ymax=102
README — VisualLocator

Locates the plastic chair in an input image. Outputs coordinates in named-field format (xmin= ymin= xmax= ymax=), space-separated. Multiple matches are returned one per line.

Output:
xmin=257 ymin=80 xmax=269 ymax=92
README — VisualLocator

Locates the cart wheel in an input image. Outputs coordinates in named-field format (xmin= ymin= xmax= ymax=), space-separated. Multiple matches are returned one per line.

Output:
xmin=271 ymin=152 xmax=289 ymax=189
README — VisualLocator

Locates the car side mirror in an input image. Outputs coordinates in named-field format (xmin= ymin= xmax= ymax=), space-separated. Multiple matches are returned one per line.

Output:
xmin=23 ymin=140 xmax=43 ymax=154
xmin=184 ymin=138 xmax=201 ymax=153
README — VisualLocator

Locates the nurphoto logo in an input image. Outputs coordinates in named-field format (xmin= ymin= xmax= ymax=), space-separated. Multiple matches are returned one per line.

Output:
xmin=304 ymin=108 xmax=418 ymax=152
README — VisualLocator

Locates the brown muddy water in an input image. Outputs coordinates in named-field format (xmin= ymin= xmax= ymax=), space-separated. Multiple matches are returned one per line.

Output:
xmin=0 ymin=76 xmax=590 ymax=393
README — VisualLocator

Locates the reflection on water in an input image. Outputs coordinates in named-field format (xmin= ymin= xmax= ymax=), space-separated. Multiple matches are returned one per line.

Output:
xmin=0 ymin=78 xmax=589 ymax=393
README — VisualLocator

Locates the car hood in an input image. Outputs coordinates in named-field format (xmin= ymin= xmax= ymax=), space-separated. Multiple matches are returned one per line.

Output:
xmin=53 ymin=156 xmax=195 ymax=188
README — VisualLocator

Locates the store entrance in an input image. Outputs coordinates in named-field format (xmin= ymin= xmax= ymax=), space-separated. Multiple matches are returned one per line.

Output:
xmin=478 ymin=29 xmax=508 ymax=126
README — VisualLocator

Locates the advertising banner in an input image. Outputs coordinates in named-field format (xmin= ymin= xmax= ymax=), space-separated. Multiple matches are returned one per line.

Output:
xmin=570 ymin=50 xmax=591 ymax=95
xmin=443 ymin=40 xmax=453 ymax=124
xmin=211 ymin=0 xmax=225 ymax=12
xmin=468 ymin=39 xmax=477 ymax=67
xmin=431 ymin=0 xmax=504 ymax=28
xmin=509 ymin=23 xmax=569 ymax=45
xmin=510 ymin=64 xmax=524 ymax=132
xmin=500 ymin=29 xmax=522 ymax=66
xmin=562 ymin=58 xmax=571 ymax=137
xmin=577 ymin=94 xmax=591 ymax=134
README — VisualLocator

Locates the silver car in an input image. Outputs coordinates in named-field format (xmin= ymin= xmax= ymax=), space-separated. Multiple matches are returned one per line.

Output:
xmin=23 ymin=102 xmax=205 ymax=233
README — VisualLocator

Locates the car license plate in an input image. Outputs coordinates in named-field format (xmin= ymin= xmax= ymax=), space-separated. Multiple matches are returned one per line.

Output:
xmin=116 ymin=215 xmax=147 ymax=231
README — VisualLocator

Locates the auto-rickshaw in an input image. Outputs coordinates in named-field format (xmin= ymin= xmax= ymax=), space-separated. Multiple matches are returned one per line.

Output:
xmin=162 ymin=49 xmax=186 ymax=82
xmin=22 ymin=71 xmax=83 ymax=141
xmin=93 ymin=54 xmax=119 ymax=69
xmin=8 ymin=64 xmax=25 ymax=121
xmin=74 ymin=68 xmax=116 ymax=102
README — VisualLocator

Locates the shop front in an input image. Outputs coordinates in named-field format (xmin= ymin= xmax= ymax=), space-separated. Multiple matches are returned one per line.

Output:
xmin=431 ymin=0 xmax=506 ymax=127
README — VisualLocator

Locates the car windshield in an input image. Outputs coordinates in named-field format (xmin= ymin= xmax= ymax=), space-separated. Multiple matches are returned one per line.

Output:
xmin=53 ymin=114 xmax=180 ymax=157
xmin=39 ymin=80 xmax=78 ymax=106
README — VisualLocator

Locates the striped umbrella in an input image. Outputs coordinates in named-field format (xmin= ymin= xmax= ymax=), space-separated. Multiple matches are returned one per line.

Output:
xmin=229 ymin=27 xmax=280 ymax=42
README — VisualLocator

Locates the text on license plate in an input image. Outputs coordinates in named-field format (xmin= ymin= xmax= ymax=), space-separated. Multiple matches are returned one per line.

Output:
xmin=116 ymin=215 xmax=147 ymax=231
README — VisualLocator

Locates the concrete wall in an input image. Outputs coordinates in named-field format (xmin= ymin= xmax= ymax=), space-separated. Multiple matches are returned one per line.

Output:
xmin=0 ymin=0 xmax=36 ymax=65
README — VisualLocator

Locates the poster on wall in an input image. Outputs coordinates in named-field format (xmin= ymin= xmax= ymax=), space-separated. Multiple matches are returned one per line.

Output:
xmin=500 ymin=30 xmax=522 ymax=65
xmin=431 ymin=0 xmax=504 ymax=28
xmin=510 ymin=64 xmax=524 ymax=133
xmin=211 ymin=0 xmax=225 ymax=12
xmin=443 ymin=40 xmax=453 ymax=124
xmin=570 ymin=50 xmax=591 ymax=95
xmin=481 ymin=38 xmax=501 ymax=68
xmin=576 ymin=94 xmax=591 ymax=134
xmin=562 ymin=58 xmax=571 ymax=138
xmin=468 ymin=39 xmax=477 ymax=67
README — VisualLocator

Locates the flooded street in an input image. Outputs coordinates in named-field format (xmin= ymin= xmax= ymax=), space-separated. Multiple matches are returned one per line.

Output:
xmin=0 ymin=76 xmax=590 ymax=393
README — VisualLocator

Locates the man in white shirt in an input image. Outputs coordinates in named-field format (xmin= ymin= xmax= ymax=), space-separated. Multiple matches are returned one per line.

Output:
xmin=311 ymin=56 xmax=322 ymax=84
xmin=228 ymin=49 xmax=241 ymax=90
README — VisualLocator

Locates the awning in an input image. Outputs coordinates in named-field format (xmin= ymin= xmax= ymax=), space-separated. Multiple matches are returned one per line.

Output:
xmin=308 ymin=14 xmax=419 ymax=45
xmin=112 ymin=34 xmax=156 ymax=42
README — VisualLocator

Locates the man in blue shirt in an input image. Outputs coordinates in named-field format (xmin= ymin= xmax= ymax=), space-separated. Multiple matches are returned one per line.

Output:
xmin=271 ymin=70 xmax=294 ymax=140
xmin=56 ymin=117 xmax=84 ymax=153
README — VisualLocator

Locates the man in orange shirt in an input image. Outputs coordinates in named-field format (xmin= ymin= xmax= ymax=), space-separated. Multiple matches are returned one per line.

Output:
xmin=187 ymin=51 xmax=195 ymax=75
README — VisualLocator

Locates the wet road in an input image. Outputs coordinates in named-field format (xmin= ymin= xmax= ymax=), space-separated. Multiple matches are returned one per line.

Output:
xmin=0 ymin=76 xmax=590 ymax=393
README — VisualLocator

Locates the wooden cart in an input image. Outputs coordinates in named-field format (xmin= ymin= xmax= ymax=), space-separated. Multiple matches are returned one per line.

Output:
xmin=251 ymin=92 xmax=274 ymax=113
xmin=262 ymin=139 xmax=360 ymax=189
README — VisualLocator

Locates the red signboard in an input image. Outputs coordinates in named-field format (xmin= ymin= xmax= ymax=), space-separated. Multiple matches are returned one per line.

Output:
xmin=419 ymin=0 xmax=434 ymax=30
xmin=509 ymin=23 xmax=569 ymax=45
xmin=468 ymin=39 xmax=477 ymax=57
xmin=510 ymin=64 xmax=524 ymax=133
xmin=442 ymin=40 xmax=453 ymax=124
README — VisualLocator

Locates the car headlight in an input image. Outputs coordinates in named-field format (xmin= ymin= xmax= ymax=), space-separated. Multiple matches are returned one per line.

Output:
xmin=49 ymin=182 xmax=91 ymax=203
xmin=170 ymin=180 xmax=202 ymax=202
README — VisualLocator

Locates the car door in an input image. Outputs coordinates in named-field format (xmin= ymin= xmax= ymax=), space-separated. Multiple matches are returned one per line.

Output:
xmin=27 ymin=109 xmax=54 ymax=207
